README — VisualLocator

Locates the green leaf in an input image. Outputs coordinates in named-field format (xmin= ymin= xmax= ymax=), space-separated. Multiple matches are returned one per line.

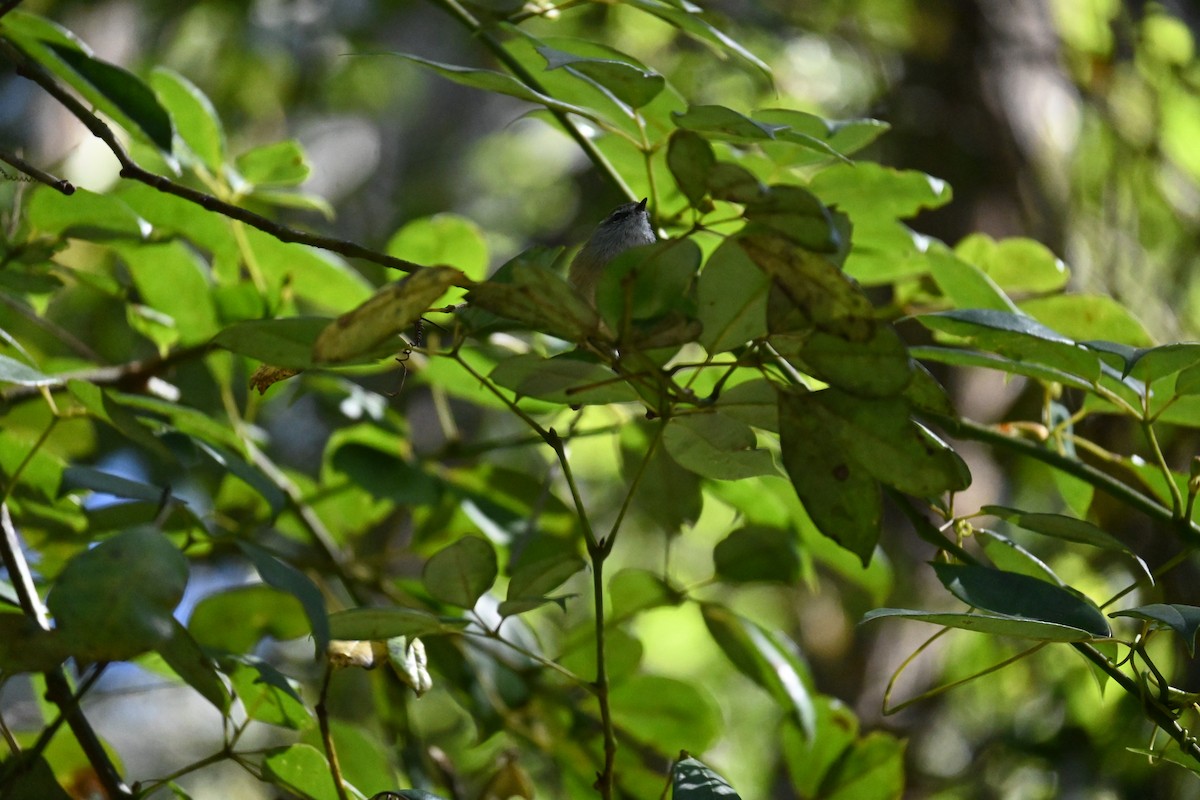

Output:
xmin=916 ymin=309 xmax=1102 ymax=381
xmin=327 ymin=607 xmax=466 ymax=640
xmin=713 ymin=525 xmax=801 ymax=584
xmin=743 ymin=186 xmax=842 ymax=253
xmin=810 ymin=162 xmax=952 ymax=220
xmin=671 ymin=755 xmax=743 ymax=799
xmin=0 ymin=754 xmax=74 ymax=800
xmin=1020 ymin=294 xmax=1154 ymax=347
xmin=819 ymin=732 xmax=905 ymax=800
xmin=955 ymin=233 xmax=1069 ymax=293
xmin=224 ymin=656 xmax=310 ymax=729
xmin=213 ymin=317 xmax=330 ymax=369
xmin=27 ymin=186 xmax=149 ymax=240
xmin=536 ymin=41 xmax=665 ymax=109
xmin=262 ymin=744 xmax=339 ymax=800
xmin=673 ymin=104 xmax=785 ymax=140
xmin=117 ymin=241 xmax=220 ymax=345
xmin=696 ymin=237 xmax=768 ymax=353
xmin=0 ymin=430 xmax=65 ymax=499
xmin=595 ymin=238 xmax=702 ymax=329
xmin=0 ymin=615 xmax=70 ymax=672
xmin=976 ymin=530 xmax=1061 ymax=585
xmin=610 ymin=675 xmax=721 ymax=754
xmin=910 ymin=345 xmax=1094 ymax=391
xmin=150 ymin=67 xmax=225 ymax=171
xmin=0 ymin=354 xmax=54 ymax=387
xmin=242 ymin=227 xmax=373 ymax=311
xmin=235 ymin=140 xmax=310 ymax=187
xmin=313 ymin=266 xmax=463 ymax=363
xmin=489 ymin=353 xmax=639 ymax=405
xmin=621 ymin=426 xmax=701 ymax=534
xmin=1125 ymin=343 xmax=1200 ymax=382
xmin=61 ymin=465 xmax=171 ymax=505
xmin=668 ymin=129 xmax=716 ymax=207
xmin=47 ymin=529 xmax=188 ymax=661
xmin=753 ymin=108 xmax=889 ymax=159
xmin=396 ymin=52 xmax=610 ymax=122
xmin=47 ymin=43 xmax=172 ymax=149
xmin=501 ymin=551 xmax=586 ymax=617
xmin=983 ymin=506 xmax=1136 ymax=553
xmin=790 ymin=390 xmax=970 ymax=497
xmin=466 ymin=260 xmax=601 ymax=341
xmin=932 ymin=562 xmax=1110 ymax=637
xmin=861 ymin=607 xmax=1104 ymax=642
xmin=715 ymin=378 xmax=779 ymax=431
xmin=701 ymin=604 xmax=815 ymax=738
xmin=781 ymin=698 xmax=858 ymax=797
xmin=67 ymin=380 xmax=167 ymax=457
xmin=1177 ymin=361 xmax=1200 ymax=396
xmin=663 ymin=412 xmax=777 ymax=480
xmin=1110 ymin=604 xmax=1200 ymax=656
xmin=609 ymin=569 xmax=683 ymax=621
xmin=386 ymin=214 xmax=489 ymax=283
xmin=779 ymin=389 xmax=881 ymax=565
xmin=739 ymin=230 xmax=874 ymax=341
xmin=240 ymin=542 xmax=330 ymax=656
xmin=625 ymin=0 xmax=772 ymax=81
xmin=927 ymin=249 xmax=1020 ymax=312
xmin=156 ymin=619 xmax=231 ymax=712
xmin=189 ymin=584 xmax=310 ymax=653
xmin=422 ymin=536 xmax=498 ymax=609
xmin=775 ymin=326 xmax=913 ymax=398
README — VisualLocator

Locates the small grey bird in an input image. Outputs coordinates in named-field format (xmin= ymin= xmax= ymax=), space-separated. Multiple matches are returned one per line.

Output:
xmin=567 ymin=197 xmax=656 ymax=304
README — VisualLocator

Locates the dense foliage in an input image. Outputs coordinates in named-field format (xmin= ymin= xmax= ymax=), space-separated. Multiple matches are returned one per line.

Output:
xmin=3 ymin=1 xmax=1200 ymax=798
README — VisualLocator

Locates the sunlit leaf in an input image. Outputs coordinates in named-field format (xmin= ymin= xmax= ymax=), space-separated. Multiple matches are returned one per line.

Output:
xmin=314 ymin=266 xmax=463 ymax=363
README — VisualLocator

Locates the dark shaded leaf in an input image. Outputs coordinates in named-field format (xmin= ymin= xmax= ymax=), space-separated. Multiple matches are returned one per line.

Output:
xmin=713 ymin=525 xmax=800 ymax=583
xmin=1111 ymin=604 xmax=1200 ymax=656
xmin=671 ymin=755 xmax=742 ymax=799
xmin=932 ymin=563 xmax=1110 ymax=637
xmin=668 ymin=129 xmax=716 ymax=206
xmin=422 ymin=536 xmax=498 ymax=609
xmin=241 ymin=542 xmax=330 ymax=656
xmin=779 ymin=388 xmax=881 ymax=565
xmin=47 ymin=529 xmax=188 ymax=661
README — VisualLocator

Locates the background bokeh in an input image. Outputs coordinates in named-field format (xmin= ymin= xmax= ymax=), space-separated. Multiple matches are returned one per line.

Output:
xmin=5 ymin=1 xmax=1200 ymax=798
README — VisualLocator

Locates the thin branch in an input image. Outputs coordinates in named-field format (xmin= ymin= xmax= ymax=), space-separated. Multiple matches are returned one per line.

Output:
xmin=316 ymin=666 xmax=351 ymax=800
xmin=0 ymin=41 xmax=432 ymax=276
xmin=0 ymin=343 xmax=210 ymax=403
xmin=0 ymin=148 xmax=74 ymax=194
xmin=429 ymin=0 xmax=638 ymax=202
xmin=928 ymin=413 xmax=1200 ymax=545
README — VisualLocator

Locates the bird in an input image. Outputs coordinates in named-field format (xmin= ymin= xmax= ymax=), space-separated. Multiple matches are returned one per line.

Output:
xmin=567 ymin=197 xmax=656 ymax=305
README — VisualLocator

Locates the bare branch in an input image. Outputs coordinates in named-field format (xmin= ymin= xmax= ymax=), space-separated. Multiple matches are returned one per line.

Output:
xmin=0 ymin=148 xmax=74 ymax=195
xmin=0 ymin=40 xmax=435 ymax=277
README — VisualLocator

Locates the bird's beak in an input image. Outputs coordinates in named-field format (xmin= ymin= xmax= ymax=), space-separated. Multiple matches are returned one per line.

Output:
xmin=636 ymin=197 xmax=648 ymax=211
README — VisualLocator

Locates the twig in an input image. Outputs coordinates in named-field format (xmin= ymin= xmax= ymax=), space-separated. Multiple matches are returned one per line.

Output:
xmin=0 ymin=148 xmax=73 ymax=194
xmin=0 ymin=504 xmax=133 ymax=798
xmin=0 ymin=40 xmax=434 ymax=277
xmin=316 ymin=665 xmax=351 ymax=800
xmin=928 ymin=413 xmax=1200 ymax=545
xmin=0 ymin=343 xmax=210 ymax=403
